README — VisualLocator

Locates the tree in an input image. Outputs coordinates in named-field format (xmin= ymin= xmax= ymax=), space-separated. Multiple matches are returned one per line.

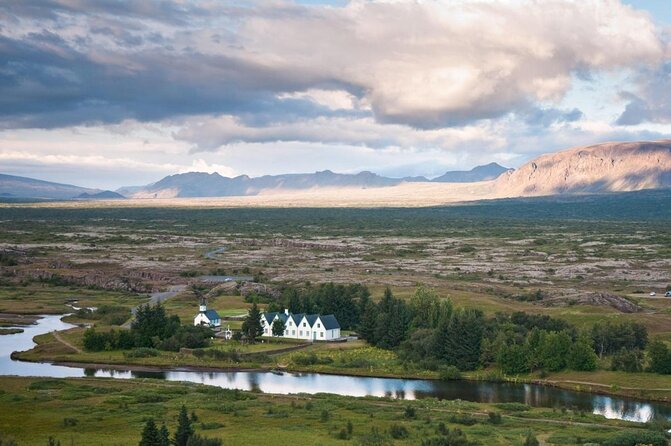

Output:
xmin=435 ymin=308 xmax=484 ymax=370
xmin=272 ymin=318 xmax=286 ymax=337
xmin=566 ymin=334 xmax=597 ymax=371
xmin=173 ymin=405 xmax=195 ymax=446
xmin=241 ymin=302 xmax=263 ymax=343
xmin=159 ymin=424 xmax=170 ymax=446
xmin=409 ymin=286 xmax=445 ymax=330
xmin=497 ymin=343 xmax=530 ymax=375
xmin=139 ymin=419 xmax=161 ymax=446
xmin=186 ymin=435 xmax=223 ymax=446
xmin=610 ymin=348 xmax=644 ymax=372
xmin=648 ymin=340 xmax=671 ymax=374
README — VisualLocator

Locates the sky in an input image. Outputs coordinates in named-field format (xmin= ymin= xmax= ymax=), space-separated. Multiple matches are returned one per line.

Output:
xmin=0 ymin=0 xmax=670 ymax=190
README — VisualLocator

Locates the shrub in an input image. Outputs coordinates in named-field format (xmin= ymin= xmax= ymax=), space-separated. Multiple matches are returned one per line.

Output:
xmin=487 ymin=411 xmax=502 ymax=424
xmin=320 ymin=409 xmax=330 ymax=422
xmin=602 ymin=430 xmax=666 ymax=446
xmin=447 ymin=413 xmax=477 ymax=426
xmin=389 ymin=424 xmax=409 ymax=439
xmin=124 ymin=348 xmax=160 ymax=358
xmin=610 ymin=348 xmax=643 ymax=372
xmin=438 ymin=365 xmax=461 ymax=381
xmin=523 ymin=431 xmax=539 ymax=446
xmin=403 ymin=405 xmax=416 ymax=419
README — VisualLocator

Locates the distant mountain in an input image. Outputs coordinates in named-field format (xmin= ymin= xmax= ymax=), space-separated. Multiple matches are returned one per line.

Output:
xmin=432 ymin=163 xmax=511 ymax=182
xmin=0 ymin=173 xmax=99 ymax=199
xmin=494 ymin=140 xmax=671 ymax=196
xmin=125 ymin=170 xmax=405 ymax=198
xmin=77 ymin=191 xmax=125 ymax=200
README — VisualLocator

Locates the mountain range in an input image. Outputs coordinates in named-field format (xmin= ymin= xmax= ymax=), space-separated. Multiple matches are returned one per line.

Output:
xmin=2 ymin=140 xmax=670 ymax=201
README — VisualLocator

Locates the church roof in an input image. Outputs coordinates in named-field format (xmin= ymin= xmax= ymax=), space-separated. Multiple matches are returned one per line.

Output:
xmin=204 ymin=309 xmax=220 ymax=321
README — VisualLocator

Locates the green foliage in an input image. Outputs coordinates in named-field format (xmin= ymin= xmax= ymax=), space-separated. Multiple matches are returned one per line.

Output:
xmin=497 ymin=343 xmax=530 ymax=375
xmin=591 ymin=321 xmax=648 ymax=357
xmin=173 ymin=405 xmax=194 ymax=446
xmin=241 ymin=302 xmax=263 ymax=343
xmin=124 ymin=348 xmax=160 ymax=358
xmin=567 ymin=334 xmax=598 ymax=371
xmin=610 ymin=348 xmax=644 ymax=372
xmin=139 ymin=419 xmax=161 ymax=446
xmin=186 ymin=434 xmax=222 ymax=446
xmin=389 ymin=424 xmax=408 ymax=439
xmin=435 ymin=308 xmax=484 ymax=371
xmin=523 ymin=431 xmax=539 ymax=446
xmin=601 ymin=430 xmax=667 ymax=446
xmin=272 ymin=318 xmax=286 ymax=337
xmin=438 ymin=365 xmax=462 ymax=381
xmin=487 ymin=412 xmax=502 ymax=424
xmin=648 ymin=339 xmax=671 ymax=374
xmin=403 ymin=405 xmax=416 ymax=419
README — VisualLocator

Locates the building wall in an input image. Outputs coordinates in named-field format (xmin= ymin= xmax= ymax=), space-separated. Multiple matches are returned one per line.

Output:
xmin=260 ymin=314 xmax=340 ymax=340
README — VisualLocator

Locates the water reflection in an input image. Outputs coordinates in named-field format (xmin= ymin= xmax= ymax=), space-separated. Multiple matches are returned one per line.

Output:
xmin=1 ymin=315 xmax=670 ymax=423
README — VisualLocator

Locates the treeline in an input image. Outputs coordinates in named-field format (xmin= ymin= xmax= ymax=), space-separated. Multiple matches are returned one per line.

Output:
xmin=312 ymin=284 xmax=660 ymax=375
xmin=138 ymin=405 xmax=221 ymax=446
xmin=83 ymin=304 xmax=213 ymax=352
xmin=265 ymin=282 xmax=371 ymax=330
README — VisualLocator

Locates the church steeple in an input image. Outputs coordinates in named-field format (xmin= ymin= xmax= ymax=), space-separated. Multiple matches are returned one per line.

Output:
xmin=199 ymin=296 xmax=207 ymax=313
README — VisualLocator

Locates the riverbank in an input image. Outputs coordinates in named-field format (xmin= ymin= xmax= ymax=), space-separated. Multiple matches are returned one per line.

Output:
xmin=13 ymin=329 xmax=671 ymax=405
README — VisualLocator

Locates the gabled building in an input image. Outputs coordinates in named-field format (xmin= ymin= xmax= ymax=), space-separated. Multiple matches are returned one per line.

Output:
xmin=193 ymin=298 xmax=221 ymax=328
xmin=261 ymin=309 xmax=341 ymax=341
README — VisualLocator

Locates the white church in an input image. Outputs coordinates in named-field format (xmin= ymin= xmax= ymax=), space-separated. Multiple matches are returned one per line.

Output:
xmin=193 ymin=298 xmax=221 ymax=328
xmin=260 ymin=309 xmax=341 ymax=341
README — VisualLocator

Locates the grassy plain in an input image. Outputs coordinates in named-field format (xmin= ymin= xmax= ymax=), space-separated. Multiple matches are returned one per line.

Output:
xmin=0 ymin=376 xmax=662 ymax=446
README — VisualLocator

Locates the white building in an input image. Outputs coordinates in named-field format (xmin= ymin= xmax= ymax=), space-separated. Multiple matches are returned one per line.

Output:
xmin=261 ymin=309 xmax=341 ymax=341
xmin=193 ymin=299 xmax=221 ymax=328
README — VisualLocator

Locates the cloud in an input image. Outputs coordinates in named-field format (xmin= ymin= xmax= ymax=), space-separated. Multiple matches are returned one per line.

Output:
xmin=616 ymin=62 xmax=671 ymax=125
xmin=0 ymin=0 xmax=666 ymax=131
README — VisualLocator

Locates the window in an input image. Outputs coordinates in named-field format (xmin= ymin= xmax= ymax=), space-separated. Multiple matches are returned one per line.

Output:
xmin=299 ymin=331 xmax=303 ymax=336
xmin=285 ymin=330 xmax=288 ymax=335
xmin=302 ymin=322 xmax=306 ymax=327
xmin=320 ymin=332 xmax=324 ymax=338
xmin=264 ymin=328 xmax=268 ymax=334
xmin=317 ymin=323 xmax=321 ymax=328
xmin=292 ymin=330 xmax=295 ymax=335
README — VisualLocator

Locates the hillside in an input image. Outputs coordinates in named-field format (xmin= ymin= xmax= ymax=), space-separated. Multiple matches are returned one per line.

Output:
xmin=0 ymin=174 xmax=99 ymax=200
xmin=432 ymin=162 xmax=510 ymax=182
xmin=495 ymin=140 xmax=671 ymax=196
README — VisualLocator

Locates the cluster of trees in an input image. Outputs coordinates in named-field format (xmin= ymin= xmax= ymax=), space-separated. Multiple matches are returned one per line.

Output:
xmin=351 ymin=286 xmax=659 ymax=375
xmin=138 ymin=406 xmax=221 ymax=446
xmin=83 ymin=304 xmax=213 ymax=352
xmin=267 ymin=283 xmax=371 ymax=330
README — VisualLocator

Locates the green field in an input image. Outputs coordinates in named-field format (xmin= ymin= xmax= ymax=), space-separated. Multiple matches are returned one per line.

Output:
xmin=0 ymin=376 xmax=664 ymax=446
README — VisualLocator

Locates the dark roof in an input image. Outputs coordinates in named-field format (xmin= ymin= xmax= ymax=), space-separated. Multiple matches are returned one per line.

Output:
xmin=277 ymin=313 xmax=288 ymax=323
xmin=263 ymin=312 xmax=278 ymax=323
xmin=305 ymin=314 xmax=319 ymax=326
xmin=289 ymin=313 xmax=305 ymax=325
xmin=205 ymin=309 xmax=220 ymax=321
xmin=319 ymin=314 xmax=340 ymax=330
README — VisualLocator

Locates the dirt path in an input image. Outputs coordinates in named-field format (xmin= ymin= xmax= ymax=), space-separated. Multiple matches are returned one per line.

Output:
xmin=52 ymin=330 xmax=82 ymax=353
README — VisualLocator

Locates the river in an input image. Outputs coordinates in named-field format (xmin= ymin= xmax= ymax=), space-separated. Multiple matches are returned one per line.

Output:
xmin=1 ymin=314 xmax=669 ymax=423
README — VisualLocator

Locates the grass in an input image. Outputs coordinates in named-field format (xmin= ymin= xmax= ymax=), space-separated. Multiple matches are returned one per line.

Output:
xmin=0 ymin=376 xmax=660 ymax=446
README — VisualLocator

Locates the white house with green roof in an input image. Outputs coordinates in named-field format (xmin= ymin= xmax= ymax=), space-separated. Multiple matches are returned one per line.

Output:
xmin=261 ymin=309 xmax=341 ymax=341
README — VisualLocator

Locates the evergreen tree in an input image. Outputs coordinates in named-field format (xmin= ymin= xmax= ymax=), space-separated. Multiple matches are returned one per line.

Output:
xmin=272 ymin=318 xmax=286 ymax=337
xmin=358 ymin=300 xmax=378 ymax=344
xmin=159 ymin=424 xmax=170 ymax=446
xmin=409 ymin=286 xmax=444 ymax=330
xmin=241 ymin=302 xmax=263 ymax=343
xmin=173 ymin=405 xmax=194 ymax=446
xmin=285 ymin=288 xmax=301 ymax=313
xmin=139 ymin=419 xmax=161 ymax=446
xmin=436 ymin=309 xmax=484 ymax=370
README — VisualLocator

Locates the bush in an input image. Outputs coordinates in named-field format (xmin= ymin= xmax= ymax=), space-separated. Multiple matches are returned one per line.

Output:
xmin=124 ymin=348 xmax=160 ymax=358
xmin=320 ymin=409 xmax=330 ymax=422
xmin=447 ymin=413 xmax=477 ymax=426
xmin=186 ymin=434 xmax=223 ymax=446
xmin=523 ymin=431 xmax=539 ymax=446
xmin=602 ymin=430 xmax=666 ymax=446
xmin=610 ymin=348 xmax=644 ymax=372
xmin=404 ymin=405 xmax=416 ymax=419
xmin=389 ymin=424 xmax=409 ymax=439
xmin=487 ymin=411 xmax=502 ymax=424
xmin=493 ymin=402 xmax=530 ymax=412
xmin=438 ymin=365 xmax=461 ymax=381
